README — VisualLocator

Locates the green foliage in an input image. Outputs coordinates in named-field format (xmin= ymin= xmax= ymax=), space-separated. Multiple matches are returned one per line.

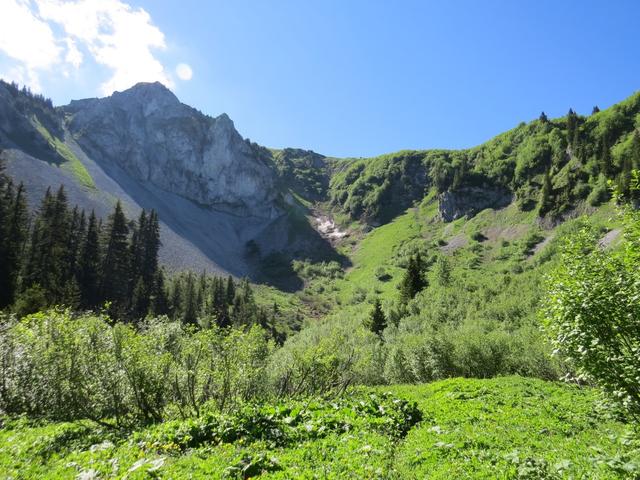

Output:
xmin=0 ymin=170 xmax=29 ymax=308
xmin=138 ymin=392 xmax=420 ymax=454
xmin=364 ymin=298 xmax=387 ymax=338
xmin=0 ymin=310 xmax=273 ymax=425
xmin=329 ymin=150 xmax=434 ymax=223
xmin=31 ymin=115 xmax=95 ymax=189
xmin=1 ymin=377 xmax=637 ymax=479
xmin=327 ymin=92 xmax=640 ymax=225
xmin=391 ymin=377 xmax=640 ymax=479
xmin=544 ymin=199 xmax=640 ymax=420
xmin=398 ymin=252 xmax=427 ymax=303
xmin=271 ymin=148 xmax=329 ymax=200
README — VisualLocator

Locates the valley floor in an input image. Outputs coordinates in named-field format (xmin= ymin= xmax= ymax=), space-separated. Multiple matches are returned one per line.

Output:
xmin=1 ymin=376 xmax=637 ymax=479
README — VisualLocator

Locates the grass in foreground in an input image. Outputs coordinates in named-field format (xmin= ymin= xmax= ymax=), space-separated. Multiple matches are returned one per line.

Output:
xmin=1 ymin=376 xmax=638 ymax=479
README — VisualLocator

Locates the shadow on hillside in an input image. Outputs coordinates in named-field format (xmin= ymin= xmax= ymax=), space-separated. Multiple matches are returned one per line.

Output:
xmin=252 ymin=227 xmax=352 ymax=293
xmin=80 ymin=144 xmax=349 ymax=289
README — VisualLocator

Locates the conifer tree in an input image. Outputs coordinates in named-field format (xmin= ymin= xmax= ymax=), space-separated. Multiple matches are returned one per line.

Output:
xmin=182 ymin=271 xmax=199 ymax=326
xmin=365 ymin=298 xmax=387 ymax=338
xmin=600 ymin=137 xmax=612 ymax=175
xmin=142 ymin=210 xmax=160 ymax=282
xmin=212 ymin=277 xmax=230 ymax=327
xmin=539 ymin=111 xmax=548 ymax=123
xmin=433 ymin=255 xmax=452 ymax=287
xmin=149 ymin=269 xmax=169 ymax=316
xmin=0 ymin=182 xmax=28 ymax=307
xmin=592 ymin=105 xmax=600 ymax=114
xmin=22 ymin=186 xmax=71 ymax=302
xmin=399 ymin=252 xmax=426 ymax=303
xmin=100 ymin=201 xmax=131 ymax=313
xmin=539 ymin=168 xmax=553 ymax=215
xmin=77 ymin=211 xmax=100 ymax=308
xmin=130 ymin=277 xmax=148 ymax=321
xmin=129 ymin=210 xmax=146 ymax=283
xmin=566 ymin=108 xmax=578 ymax=145
xmin=168 ymin=278 xmax=182 ymax=319
xmin=225 ymin=275 xmax=235 ymax=305
xmin=65 ymin=207 xmax=85 ymax=288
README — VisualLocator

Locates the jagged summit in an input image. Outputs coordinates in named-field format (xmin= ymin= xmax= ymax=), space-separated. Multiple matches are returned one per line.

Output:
xmin=0 ymin=79 xmax=338 ymax=279
xmin=62 ymin=82 xmax=280 ymax=218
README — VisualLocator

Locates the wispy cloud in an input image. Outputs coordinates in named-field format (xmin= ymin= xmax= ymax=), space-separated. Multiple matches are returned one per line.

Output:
xmin=0 ymin=0 xmax=193 ymax=95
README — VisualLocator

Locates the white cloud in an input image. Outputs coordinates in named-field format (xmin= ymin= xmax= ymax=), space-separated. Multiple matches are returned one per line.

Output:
xmin=0 ymin=0 xmax=62 ymax=91
xmin=64 ymin=38 xmax=83 ymax=69
xmin=176 ymin=63 xmax=192 ymax=81
xmin=0 ymin=0 xmax=177 ymax=95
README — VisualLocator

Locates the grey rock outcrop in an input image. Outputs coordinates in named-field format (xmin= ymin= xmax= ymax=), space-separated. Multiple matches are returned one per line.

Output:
xmin=63 ymin=82 xmax=280 ymax=218
xmin=438 ymin=186 xmax=513 ymax=222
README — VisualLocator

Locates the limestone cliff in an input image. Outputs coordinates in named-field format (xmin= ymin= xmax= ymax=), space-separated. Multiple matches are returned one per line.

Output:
xmin=63 ymin=82 xmax=280 ymax=218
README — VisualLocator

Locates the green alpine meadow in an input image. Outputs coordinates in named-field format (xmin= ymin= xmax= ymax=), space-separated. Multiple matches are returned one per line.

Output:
xmin=1 ymin=1 xmax=640 ymax=478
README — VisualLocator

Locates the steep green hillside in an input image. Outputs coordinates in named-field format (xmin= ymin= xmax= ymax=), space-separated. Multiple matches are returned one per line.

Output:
xmin=1 ymin=377 xmax=636 ymax=479
xmin=281 ymin=189 xmax=621 ymax=386
xmin=327 ymin=92 xmax=640 ymax=225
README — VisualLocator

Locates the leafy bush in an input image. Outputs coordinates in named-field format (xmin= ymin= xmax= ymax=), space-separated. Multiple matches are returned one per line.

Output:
xmin=138 ymin=392 xmax=421 ymax=454
xmin=0 ymin=310 xmax=272 ymax=425
xmin=544 ymin=204 xmax=640 ymax=420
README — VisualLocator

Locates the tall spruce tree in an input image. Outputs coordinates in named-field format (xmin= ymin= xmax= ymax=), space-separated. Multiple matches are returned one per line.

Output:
xmin=399 ymin=252 xmax=426 ymax=303
xmin=0 ymin=181 xmax=28 ymax=307
xmin=22 ymin=186 xmax=71 ymax=303
xmin=365 ymin=298 xmax=387 ymax=338
xmin=142 ymin=210 xmax=160 ymax=282
xmin=182 ymin=272 xmax=199 ymax=326
xmin=77 ymin=210 xmax=100 ymax=308
xmin=100 ymin=201 xmax=131 ymax=313
xmin=539 ymin=168 xmax=553 ymax=215
xmin=148 ymin=269 xmax=169 ymax=316
xmin=566 ymin=108 xmax=579 ymax=145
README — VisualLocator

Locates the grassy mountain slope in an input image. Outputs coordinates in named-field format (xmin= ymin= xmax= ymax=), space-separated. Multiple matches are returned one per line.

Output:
xmin=325 ymin=92 xmax=640 ymax=225
xmin=1 ymin=377 xmax=636 ymax=479
xmin=278 ymin=189 xmax=621 ymax=387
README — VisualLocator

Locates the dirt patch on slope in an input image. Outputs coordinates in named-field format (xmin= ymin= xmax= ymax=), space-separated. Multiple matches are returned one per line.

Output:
xmin=440 ymin=234 xmax=468 ymax=253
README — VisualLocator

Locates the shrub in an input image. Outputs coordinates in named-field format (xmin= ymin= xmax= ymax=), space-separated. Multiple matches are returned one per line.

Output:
xmin=0 ymin=310 xmax=273 ymax=425
xmin=544 ymin=204 xmax=640 ymax=420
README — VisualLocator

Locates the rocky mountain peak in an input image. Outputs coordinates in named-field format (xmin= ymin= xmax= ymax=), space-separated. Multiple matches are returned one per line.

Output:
xmin=63 ymin=84 xmax=281 ymax=219
xmin=113 ymin=81 xmax=180 ymax=111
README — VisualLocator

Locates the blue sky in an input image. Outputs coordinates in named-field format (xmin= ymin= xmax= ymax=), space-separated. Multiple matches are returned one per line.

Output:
xmin=1 ymin=1 xmax=639 ymax=157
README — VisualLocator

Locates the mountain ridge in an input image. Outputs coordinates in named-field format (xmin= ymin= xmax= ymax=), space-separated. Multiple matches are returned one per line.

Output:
xmin=2 ymin=79 xmax=639 ymax=285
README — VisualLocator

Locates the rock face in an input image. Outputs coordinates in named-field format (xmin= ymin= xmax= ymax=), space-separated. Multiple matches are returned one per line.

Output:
xmin=438 ymin=186 xmax=513 ymax=222
xmin=63 ymin=82 xmax=280 ymax=218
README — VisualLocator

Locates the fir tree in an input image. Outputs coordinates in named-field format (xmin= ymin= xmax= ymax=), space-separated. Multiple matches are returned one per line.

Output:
xmin=148 ymin=269 xmax=169 ymax=316
xmin=538 ymin=168 xmax=553 ymax=215
xmin=100 ymin=201 xmax=131 ymax=313
xmin=592 ymin=105 xmax=600 ymax=115
xmin=212 ymin=277 xmax=230 ymax=327
xmin=566 ymin=108 xmax=579 ymax=145
xmin=130 ymin=277 xmax=148 ymax=321
xmin=600 ymin=137 xmax=612 ymax=175
xmin=539 ymin=111 xmax=548 ymax=123
xmin=22 ymin=186 xmax=71 ymax=303
xmin=182 ymin=272 xmax=199 ymax=326
xmin=364 ymin=298 xmax=387 ymax=338
xmin=77 ymin=211 xmax=100 ymax=308
xmin=142 ymin=210 xmax=160 ymax=283
xmin=399 ymin=252 xmax=426 ymax=303
xmin=225 ymin=275 xmax=235 ymax=305
xmin=0 ymin=182 xmax=28 ymax=307
xmin=433 ymin=255 xmax=452 ymax=287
